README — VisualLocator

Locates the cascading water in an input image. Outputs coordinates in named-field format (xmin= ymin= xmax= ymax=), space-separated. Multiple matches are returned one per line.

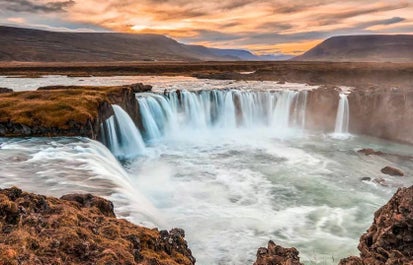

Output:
xmin=136 ymin=89 xmax=308 ymax=141
xmin=2 ymin=76 xmax=413 ymax=265
xmin=100 ymin=104 xmax=146 ymax=159
xmin=334 ymin=93 xmax=350 ymax=137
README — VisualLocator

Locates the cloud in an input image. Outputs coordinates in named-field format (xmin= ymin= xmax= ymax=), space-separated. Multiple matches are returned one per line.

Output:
xmin=0 ymin=0 xmax=75 ymax=13
xmin=0 ymin=0 xmax=412 ymax=54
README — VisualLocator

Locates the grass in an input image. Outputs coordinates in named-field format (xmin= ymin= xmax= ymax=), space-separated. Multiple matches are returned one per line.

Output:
xmin=0 ymin=86 xmax=128 ymax=129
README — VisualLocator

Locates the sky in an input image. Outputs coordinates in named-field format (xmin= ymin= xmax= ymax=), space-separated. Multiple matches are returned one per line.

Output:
xmin=0 ymin=0 xmax=412 ymax=55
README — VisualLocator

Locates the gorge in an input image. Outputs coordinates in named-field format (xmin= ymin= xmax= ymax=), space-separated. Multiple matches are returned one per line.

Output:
xmin=0 ymin=76 xmax=412 ymax=265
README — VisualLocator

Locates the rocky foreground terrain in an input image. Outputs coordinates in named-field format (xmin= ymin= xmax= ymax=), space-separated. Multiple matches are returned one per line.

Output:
xmin=0 ymin=187 xmax=195 ymax=265
xmin=254 ymin=186 xmax=413 ymax=265
xmin=0 ymin=186 xmax=412 ymax=264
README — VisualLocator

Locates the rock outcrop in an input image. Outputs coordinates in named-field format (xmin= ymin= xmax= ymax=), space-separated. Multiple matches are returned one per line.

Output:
xmin=381 ymin=166 xmax=404 ymax=177
xmin=339 ymin=186 xmax=413 ymax=265
xmin=0 ymin=87 xmax=12 ymax=93
xmin=253 ymin=240 xmax=303 ymax=265
xmin=358 ymin=148 xmax=385 ymax=156
xmin=0 ymin=187 xmax=195 ymax=265
xmin=256 ymin=186 xmax=413 ymax=265
xmin=0 ymin=83 xmax=151 ymax=139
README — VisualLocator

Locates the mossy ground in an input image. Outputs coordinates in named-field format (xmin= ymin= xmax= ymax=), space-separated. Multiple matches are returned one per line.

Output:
xmin=0 ymin=187 xmax=195 ymax=265
xmin=0 ymin=86 xmax=126 ymax=129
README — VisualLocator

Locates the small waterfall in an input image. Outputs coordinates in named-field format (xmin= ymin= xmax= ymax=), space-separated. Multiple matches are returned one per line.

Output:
xmin=101 ymin=105 xmax=145 ymax=159
xmin=334 ymin=93 xmax=350 ymax=135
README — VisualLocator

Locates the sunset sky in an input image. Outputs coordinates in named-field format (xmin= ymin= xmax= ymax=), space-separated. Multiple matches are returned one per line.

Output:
xmin=0 ymin=0 xmax=412 ymax=55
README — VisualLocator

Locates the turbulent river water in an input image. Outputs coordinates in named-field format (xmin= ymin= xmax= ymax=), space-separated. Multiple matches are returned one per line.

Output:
xmin=1 ymin=76 xmax=413 ymax=265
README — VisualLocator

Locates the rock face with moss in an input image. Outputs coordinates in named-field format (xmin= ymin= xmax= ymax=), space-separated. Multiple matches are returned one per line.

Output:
xmin=0 ymin=83 xmax=151 ymax=139
xmin=0 ymin=187 xmax=195 ymax=265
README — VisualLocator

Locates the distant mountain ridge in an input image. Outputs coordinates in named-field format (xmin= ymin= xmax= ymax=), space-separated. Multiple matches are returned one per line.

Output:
xmin=0 ymin=26 xmax=285 ymax=62
xmin=293 ymin=35 xmax=413 ymax=62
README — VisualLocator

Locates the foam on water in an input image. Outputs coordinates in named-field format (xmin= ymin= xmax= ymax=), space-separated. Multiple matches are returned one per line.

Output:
xmin=0 ymin=138 xmax=162 ymax=227
xmin=124 ymin=129 xmax=413 ymax=265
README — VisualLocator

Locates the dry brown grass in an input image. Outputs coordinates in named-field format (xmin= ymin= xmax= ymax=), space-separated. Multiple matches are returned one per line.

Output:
xmin=0 ymin=86 xmax=125 ymax=129
xmin=0 ymin=187 xmax=195 ymax=265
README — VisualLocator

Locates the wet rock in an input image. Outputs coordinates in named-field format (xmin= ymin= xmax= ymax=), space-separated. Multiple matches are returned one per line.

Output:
xmin=373 ymin=177 xmax=388 ymax=187
xmin=361 ymin=177 xmax=371 ymax=182
xmin=381 ymin=166 xmax=404 ymax=176
xmin=253 ymin=240 xmax=303 ymax=265
xmin=340 ymin=186 xmax=413 ymax=265
xmin=358 ymin=148 xmax=384 ymax=156
xmin=155 ymin=228 xmax=196 ymax=264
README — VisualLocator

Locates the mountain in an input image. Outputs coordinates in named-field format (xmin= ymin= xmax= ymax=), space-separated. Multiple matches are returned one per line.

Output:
xmin=293 ymin=35 xmax=413 ymax=62
xmin=0 ymin=26 xmax=286 ymax=62
xmin=207 ymin=48 xmax=293 ymax=61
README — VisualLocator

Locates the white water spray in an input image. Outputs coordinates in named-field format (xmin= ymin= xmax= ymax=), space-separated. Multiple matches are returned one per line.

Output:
xmin=101 ymin=105 xmax=146 ymax=159
xmin=136 ymin=89 xmax=308 ymax=142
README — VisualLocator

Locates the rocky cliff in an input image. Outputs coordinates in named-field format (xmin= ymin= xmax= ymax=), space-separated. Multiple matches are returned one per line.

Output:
xmin=0 ymin=83 xmax=151 ymax=139
xmin=0 ymin=187 xmax=195 ymax=265
xmin=305 ymin=86 xmax=413 ymax=144
xmin=348 ymin=87 xmax=413 ymax=144
xmin=339 ymin=186 xmax=413 ymax=265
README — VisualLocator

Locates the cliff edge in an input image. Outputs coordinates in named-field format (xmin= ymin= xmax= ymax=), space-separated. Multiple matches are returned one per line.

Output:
xmin=0 ymin=83 xmax=151 ymax=139
xmin=0 ymin=187 xmax=195 ymax=265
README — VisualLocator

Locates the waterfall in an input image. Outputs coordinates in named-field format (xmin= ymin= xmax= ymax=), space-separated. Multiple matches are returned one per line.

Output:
xmin=101 ymin=105 xmax=146 ymax=159
xmin=334 ymin=93 xmax=350 ymax=135
xmin=136 ymin=89 xmax=308 ymax=139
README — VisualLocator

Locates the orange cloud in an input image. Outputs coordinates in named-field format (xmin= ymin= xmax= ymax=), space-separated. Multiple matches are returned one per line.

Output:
xmin=2 ymin=0 xmax=413 ymax=54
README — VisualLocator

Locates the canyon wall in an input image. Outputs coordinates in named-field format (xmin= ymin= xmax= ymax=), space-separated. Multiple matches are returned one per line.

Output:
xmin=348 ymin=87 xmax=413 ymax=144
xmin=305 ymin=86 xmax=413 ymax=144
xmin=0 ymin=82 xmax=412 ymax=145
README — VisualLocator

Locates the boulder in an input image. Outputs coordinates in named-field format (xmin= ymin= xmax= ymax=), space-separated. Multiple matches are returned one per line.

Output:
xmin=253 ymin=240 xmax=303 ymax=265
xmin=381 ymin=166 xmax=404 ymax=176
xmin=358 ymin=148 xmax=384 ymax=156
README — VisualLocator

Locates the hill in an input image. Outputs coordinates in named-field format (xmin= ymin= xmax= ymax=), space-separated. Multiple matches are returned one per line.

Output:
xmin=0 ymin=26 xmax=280 ymax=62
xmin=293 ymin=35 xmax=413 ymax=62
